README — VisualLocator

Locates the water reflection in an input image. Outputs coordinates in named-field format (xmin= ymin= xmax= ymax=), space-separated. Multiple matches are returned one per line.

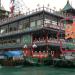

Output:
xmin=0 ymin=66 xmax=75 ymax=75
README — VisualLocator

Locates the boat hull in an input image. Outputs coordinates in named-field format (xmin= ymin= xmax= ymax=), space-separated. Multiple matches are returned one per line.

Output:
xmin=53 ymin=59 xmax=75 ymax=67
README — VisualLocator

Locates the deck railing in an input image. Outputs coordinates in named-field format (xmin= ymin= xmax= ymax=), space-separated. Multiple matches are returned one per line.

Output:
xmin=0 ymin=43 xmax=23 ymax=49
xmin=0 ymin=7 xmax=66 ymax=25
xmin=0 ymin=39 xmax=75 ymax=49
xmin=44 ymin=23 xmax=65 ymax=30
xmin=0 ymin=26 xmax=43 ymax=37
xmin=33 ymin=38 xmax=75 ymax=46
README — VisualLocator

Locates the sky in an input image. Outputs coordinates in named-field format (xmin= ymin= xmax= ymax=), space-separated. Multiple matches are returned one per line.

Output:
xmin=1 ymin=0 xmax=75 ymax=12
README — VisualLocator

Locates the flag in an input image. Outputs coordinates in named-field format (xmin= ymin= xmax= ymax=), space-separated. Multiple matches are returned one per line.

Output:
xmin=10 ymin=0 xmax=15 ymax=14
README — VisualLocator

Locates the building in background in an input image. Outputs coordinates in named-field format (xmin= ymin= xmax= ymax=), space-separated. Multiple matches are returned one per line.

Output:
xmin=0 ymin=0 xmax=9 ymax=19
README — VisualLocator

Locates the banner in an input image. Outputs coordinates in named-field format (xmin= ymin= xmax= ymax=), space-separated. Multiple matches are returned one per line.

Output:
xmin=65 ymin=22 xmax=75 ymax=39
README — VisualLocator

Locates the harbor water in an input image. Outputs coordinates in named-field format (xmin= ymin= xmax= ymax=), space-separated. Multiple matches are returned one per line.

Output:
xmin=0 ymin=66 xmax=75 ymax=75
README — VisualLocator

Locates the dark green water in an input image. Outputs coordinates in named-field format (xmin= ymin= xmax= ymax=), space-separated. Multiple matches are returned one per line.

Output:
xmin=0 ymin=66 xmax=75 ymax=75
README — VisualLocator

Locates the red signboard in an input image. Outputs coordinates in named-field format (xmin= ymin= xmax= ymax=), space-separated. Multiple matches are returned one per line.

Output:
xmin=65 ymin=22 xmax=75 ymax=39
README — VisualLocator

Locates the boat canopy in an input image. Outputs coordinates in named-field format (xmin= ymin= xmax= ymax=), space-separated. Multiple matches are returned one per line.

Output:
xmin=4 ymin=50 xmax=23 ymax=57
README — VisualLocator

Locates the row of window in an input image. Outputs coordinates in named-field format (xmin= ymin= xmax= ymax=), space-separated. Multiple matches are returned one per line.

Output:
xmin=0 ymin=19 xmax=43 ymax=34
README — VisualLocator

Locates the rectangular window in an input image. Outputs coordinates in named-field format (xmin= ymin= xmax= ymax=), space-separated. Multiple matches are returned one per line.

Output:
xmin=30 ymin=21 xmax=36 ymax=27
xmin=9 ymin=22 xmax=18 ymax=32
xmin=18 ymin=21 xmax=23 ymax=30
xmin=23 ymin=22 xmax=30 ymax=29
xmin=37 ymin=20 xmax=43 ymax=26
xmin=16 ymin=38 xmax=21 ymax=43
xmin=0 ymin=25 xmax=8 ymax=34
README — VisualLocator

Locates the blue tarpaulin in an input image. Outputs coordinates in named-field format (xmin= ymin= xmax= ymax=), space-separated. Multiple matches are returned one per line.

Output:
xmin=4 ymin=51 xmax=23 ymax=57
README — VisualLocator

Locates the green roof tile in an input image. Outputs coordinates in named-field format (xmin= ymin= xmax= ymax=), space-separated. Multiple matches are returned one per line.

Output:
xmin=63 ymin=0 xmax=73 ymax=11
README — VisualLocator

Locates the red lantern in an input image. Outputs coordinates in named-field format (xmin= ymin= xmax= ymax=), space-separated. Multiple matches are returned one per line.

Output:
xmin=39 ymin=52 xmax=43 ymax=59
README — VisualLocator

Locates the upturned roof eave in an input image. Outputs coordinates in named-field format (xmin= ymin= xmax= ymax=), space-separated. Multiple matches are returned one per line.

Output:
xmin=62 ymin=0 xmax=74 ymax=11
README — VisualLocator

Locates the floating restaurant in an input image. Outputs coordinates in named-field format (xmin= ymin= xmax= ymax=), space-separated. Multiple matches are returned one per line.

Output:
xmin=0 ymin=0 xmax=75 ymax=66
